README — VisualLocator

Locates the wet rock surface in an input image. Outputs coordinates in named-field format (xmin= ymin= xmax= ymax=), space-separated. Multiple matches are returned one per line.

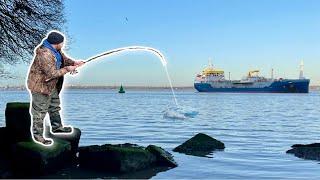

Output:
xmin=5 ymin=102 xmax=32 ymax=142
xmin=287 ymin=143 xmax=320 ymax=161
xmin=79 ymin=143 xmax=177 ymax=173
xmin=0 ymin=102 xmax=80 ymax=178
xmin=79 ymin=143 xmax=156 ymax=172
xmin=11 ymin=139 xmax=72 ymax=177
xmin=39 ymin=165 xmax=171 ymax=179
xmin=45 ymin=126 xmax=81 ymax=161
xmin=146 ymin=145 xmax=178 ymax=167
xmin=173 ymin=133 xmax=225 ymax=157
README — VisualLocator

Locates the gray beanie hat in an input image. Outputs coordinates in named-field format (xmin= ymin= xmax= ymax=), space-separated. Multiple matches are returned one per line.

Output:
xmin=47 ymin=32 xmax=64 ymax=44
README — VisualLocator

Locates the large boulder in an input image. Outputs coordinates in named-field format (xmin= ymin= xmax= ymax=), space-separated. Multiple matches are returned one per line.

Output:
xmin=1 ymin=102 xmax=83 ymax=178
xmin=5 ymin=102 xmax=32 ymax=142
xmin=0 ymin=127 xmax=12 ymax=178
xmin=0 ymin=127 xmax=11 ymax=155
xmin=79 ymin=143 xmax=157 ymax=173
xmin=45 ymin=126 xmax=81 ymax=161
xmin=11 ymin=139 xmax=72 ymax=177
xmin=79 ymin=143 xmax=178 ymax=173
xmin=287 ymin=143 xmax=320 ymax=161
xmin=173 ymin=133 xmax=225 ymax=157
xmin=0 ymin=127 xmax=11 ymax=179
xmin=37 ymin=164 xmax=172 ymax=179
xmin=37 ymin=144 xmax=176 ymax=179
xmin=5 ymin=101 xmax=81 ymax=162
xmin=146 ymin=145 xmax=177 ymax=167
xmin=0 ymin=157 xmax=11 ymax=179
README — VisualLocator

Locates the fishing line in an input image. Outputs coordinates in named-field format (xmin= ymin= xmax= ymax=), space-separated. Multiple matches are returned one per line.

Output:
xmin=64 ymin=46 xmax=178 ymax=106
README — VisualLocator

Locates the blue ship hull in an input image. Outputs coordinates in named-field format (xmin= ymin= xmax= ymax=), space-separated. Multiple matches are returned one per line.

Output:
xmin=194 ymin=79 xmax=310 ymax=93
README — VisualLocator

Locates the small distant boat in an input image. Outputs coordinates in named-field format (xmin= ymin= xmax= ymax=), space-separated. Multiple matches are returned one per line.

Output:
xmin=118 ymin=85 xmax=125 ymax=93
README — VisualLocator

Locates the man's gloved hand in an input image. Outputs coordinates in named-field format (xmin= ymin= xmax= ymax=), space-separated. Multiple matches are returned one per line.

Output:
xmin=66 ymin=65 xmax=78 ymax=72
xmin=74 ymin=60 xmax=85 ymax=67
xmin=67 ymin=60 xmax=85 ymax=74
xmin=66 ymin=65 xmax=80 ymax=75
xmin=45 ymin=65 xmax=79 ymax=82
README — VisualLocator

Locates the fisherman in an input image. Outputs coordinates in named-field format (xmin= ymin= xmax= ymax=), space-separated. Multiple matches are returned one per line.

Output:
xmin=26 ymin=31 xmax=84 ymax=146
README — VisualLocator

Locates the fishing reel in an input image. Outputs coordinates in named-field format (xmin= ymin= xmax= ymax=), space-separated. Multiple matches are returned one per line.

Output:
xmin=70 ymin=69 xmax=78 ymax=75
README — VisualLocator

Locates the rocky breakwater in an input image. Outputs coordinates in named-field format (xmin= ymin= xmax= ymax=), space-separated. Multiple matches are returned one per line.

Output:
xmin=0 ymin=102 xmax=177 ymax=178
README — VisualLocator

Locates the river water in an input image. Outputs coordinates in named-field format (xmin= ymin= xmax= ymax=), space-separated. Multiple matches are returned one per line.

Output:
xmin=1 ymin=89 xmax=320 ymax=179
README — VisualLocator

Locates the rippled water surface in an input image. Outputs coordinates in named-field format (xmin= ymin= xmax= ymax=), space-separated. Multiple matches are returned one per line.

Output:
xmin=1 ymin=89 xmax=320 ymax=179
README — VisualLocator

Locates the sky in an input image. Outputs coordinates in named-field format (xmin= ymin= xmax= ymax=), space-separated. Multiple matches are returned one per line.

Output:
xmin=3 ymin=0 xmax=320 ymax=86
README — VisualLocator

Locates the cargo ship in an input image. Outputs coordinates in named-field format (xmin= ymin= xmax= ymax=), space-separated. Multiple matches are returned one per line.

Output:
xmin=194 ymin=61 xmax=310 ymax=93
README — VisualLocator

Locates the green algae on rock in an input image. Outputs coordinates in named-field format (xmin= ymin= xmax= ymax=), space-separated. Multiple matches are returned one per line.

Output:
xmin=11 ymin=139 xmax=72 ymax=176
xmin=6 ymin=102 xmax=30 ymax=109
xmin=45 ymin=126 xmax=81 ymax=161
xmin=5 ymin=102 xmax=32 ymax=142
xmin=79 ymin=143 xmax=178 ymax=173
xmin=146 ymin=145 xmax=177 ymax=167
xmin=79 ymin=143 xmax=157 ymax=173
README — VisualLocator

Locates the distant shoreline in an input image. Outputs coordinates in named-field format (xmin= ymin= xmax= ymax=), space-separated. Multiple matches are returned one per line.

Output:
xmin=1 ymin=85 xmax=319 ymax=91
xmin=0 ymin=85 xmax=195 ymax=91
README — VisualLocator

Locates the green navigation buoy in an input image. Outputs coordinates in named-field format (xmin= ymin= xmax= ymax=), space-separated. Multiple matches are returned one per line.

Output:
xmin=118 ymin=84 xmax=125 ymax=93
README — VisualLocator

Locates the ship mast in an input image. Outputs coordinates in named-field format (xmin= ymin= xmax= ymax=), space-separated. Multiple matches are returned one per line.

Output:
xmin=299 ymin=60 xmax=304 ymax=79
xmin=208 ymin=57 xmax=213 ymax=68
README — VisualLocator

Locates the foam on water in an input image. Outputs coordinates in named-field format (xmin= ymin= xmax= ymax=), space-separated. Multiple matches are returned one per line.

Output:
xmin=163 ymin=105 xmax=199 ymax=119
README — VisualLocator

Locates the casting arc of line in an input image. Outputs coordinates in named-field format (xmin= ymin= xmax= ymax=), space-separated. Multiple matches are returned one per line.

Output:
xmin=84 ymin=46 xmax=167 ymax=66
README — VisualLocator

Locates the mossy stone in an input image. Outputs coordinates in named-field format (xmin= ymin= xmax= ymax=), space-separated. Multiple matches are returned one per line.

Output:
xmin=6 ymin=102 xmax=30 ymax=109
xmin=5 ymin=102 xmax=31 ymax=142
xmin=45 ymin=126 xmax=81 ymax=161
xmin=11 ymin=139 xmax=72 ymax=177
xmin=0 ymin=127 xmax=12 ymax=178
xmin=146 ymin=145 xmax=177 ymax=167
xmin=173 ymin=133 xmax=225 ymax=157
xmin=79 ymin=143 xmax=157 ymax=173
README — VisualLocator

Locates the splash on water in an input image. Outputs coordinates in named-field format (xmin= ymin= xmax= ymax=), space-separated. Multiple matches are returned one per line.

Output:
xmin=163 ymin=105 xmax=199 ymax=120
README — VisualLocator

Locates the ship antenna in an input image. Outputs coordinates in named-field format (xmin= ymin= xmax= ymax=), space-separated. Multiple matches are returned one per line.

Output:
xmin=299 ymin=60 xmax=304 ymax=79
xmin=208 ymin=57 xmax=213 ymax=67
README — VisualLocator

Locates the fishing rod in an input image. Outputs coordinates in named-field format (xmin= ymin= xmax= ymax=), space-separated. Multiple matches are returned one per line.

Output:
xmin=84 ymin=46 xmax=166 ymax=64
